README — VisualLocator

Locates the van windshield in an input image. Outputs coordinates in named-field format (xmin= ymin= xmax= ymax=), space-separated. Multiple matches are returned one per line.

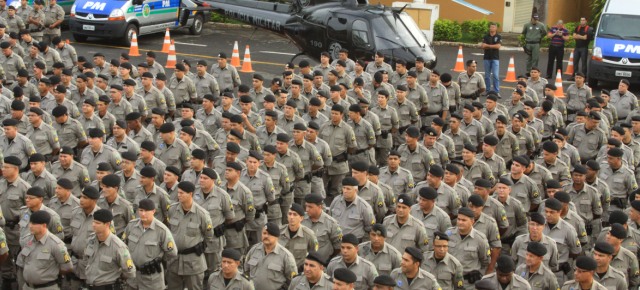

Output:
xmin=599 ymin=14 xmax=640 ymax=39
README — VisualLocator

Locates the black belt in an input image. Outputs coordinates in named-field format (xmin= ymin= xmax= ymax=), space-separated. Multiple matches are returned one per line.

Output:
xmin=461 ymin=95 xmax=477 ymax=100
xmin=26 ymin=280 xmax=58 ymax=289
xmin=87 ymin=283 xmax=117 ymax=290
xmin=354 ymin=148 xmax=369 ymax=154
xmin=423 ymin=112 xmax=441 ymax=116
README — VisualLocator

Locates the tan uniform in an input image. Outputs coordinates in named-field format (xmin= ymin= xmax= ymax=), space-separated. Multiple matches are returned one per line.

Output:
xmin=326 ymin=255 xmax=378 ymax=290
xmin=301 ymin=212 xmax=342 ymax=263
xmin=421 ymin=252 xmax=464 ymax=290
xmin=278 ymin=224 xmax=319 ymax=268
xmin=16 ymin=231 xmax=72 ymax=290
xmin=207 ymin=270 xmax=254 ymax=290
xmin=84 ymin=233 xmax=136 ymax=287
xmin=390 ymin=267 xmax=442 ymax=290
xmin=193 ymin=186 xmax=234 ymax=272
xmin=358 ymin=241 xmax=401 ymax=276
xmin=382 ymin=214 xmax=429 ymax=253
xmin=244 ymin=243 xmax=297 ymax=290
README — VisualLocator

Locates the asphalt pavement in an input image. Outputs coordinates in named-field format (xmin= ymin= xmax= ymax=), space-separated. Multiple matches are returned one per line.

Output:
xmin=61 ymin=23 xmax=630 ymax=97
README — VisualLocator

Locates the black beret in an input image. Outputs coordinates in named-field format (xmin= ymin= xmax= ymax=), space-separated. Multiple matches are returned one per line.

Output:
xmin=290 ymin=203 xmax=305 ymax=216
xmin=594 ymin=241 xmax=614 ymax=255
xmin=138 ymin=199 xmax=156 ymax=211
xmin=608 ymin=147 xmax=624 ymax=157
xmin=632 ymin=200 xmax=640 ymax=212
xmin=10 ymin=100 xmax=24 ymax=111
xmin=351 ymin=161 xmax=368 ymax=172
xmin=588 ymin=111 xmax=601 ymax=120
xmin=497 ymin=177 xmax=513 ymax=186
xmin=529 ymin=212 xmax=546 ymax=225
xmin=468 ymin=194 xmax=485 ymax=207
xmin=575 ymin=256 xmax=597 ymax=271
xmin=458 ymin=207 xmax=474 ymax=218
xmin=474 ymin=179 xmax=492 ymax=189
xmin=373 ymin=275 xmax=396 ymax=287
xmin=140 ymin=141 xmax=156 ymax=152
xmin=608 ymin=137 xmax=622 ymax=147
xmin=371 ymin=223 xmax=387 ymax=237
xmin=341 ymin=233 xmax=359 ymax=246
xmin=178 ymin=181 xmax=196 ymax=193
xmin=423 ymin=127 xmax=437 ymax=137
xmin=97 ymin=162 xmax=113 ymax=172
xmin=165 ymin=166 xmax=181 ymax=177
xmin=445 ymin=164 xmax=460 ymax=175
xmin=342 ymin=176 xmax=359 ymax=186
xmin=527 ymin=241 xmax=547 ymax=257
xmin=222 ymin=248 xmax=242 ymax=261
xmin=110 ymin=84 xmax=123 ymax=91
xmin=462 ymin=142 xmax=476 ymax=153
xmin=93 ymin=209 xmax=114 ymax=223
xmin=227 ymin=142 xmax=241 ymax=154
xmin=406 ymin=126 xmax=420 ymax=138
xmin=120 ymin=151 xmax=137 ymax=162
xmin=227 ymin=161 xmax=243 ymax=171
xmin=239 ymin=95 xmax=253 ymax=104
xmin=419 ymin=187 xmax=437 ymax=200
xmin=57 ymin=178 xmax=74 ymax=190
xmin=450 ymin=113 xmax=463 ymax=121
xmin=98 ymin=95 xmax=111 ymax=104
xmin=541 ymin=141 xmax=558 ymax=153
xmin=60 ymin=146 xmax=74 ymax=155
xmin=264 ymin=110 xmax=278 ymax=119
xmin=83 ymin=98 xmax=97 ymax=107
xmin=463 ymin=104 xmax=475 ymax=112
xmin=228 ymin=129 xmax=243 ymax=140
xmin=159 ymin=122 xmax=175 ymax=133
xmin=140 ymin=166 xmax=157 ymax=178
xmin=114 ymin=120 xmax=127 ymax=130
xmin=125 ymin=112 xmax=142 ymax=121
xmin=190 ymin=149 xmax=205 ymax=161
xmin=512 ymin=155 xmax=530 ymax=167
xmin=265 ymin=222 xmax=280 ymax=237
xmin=308 ymin=121 xmax=320 ymax=131
xmin=175 ymin=63 xmax=186 ymax=71
xmin=248 ymin=150 xmax=263 ymax=161
xmin=496 ymin=255 xmax=515 ymax=273
xmin=24 ymin=153 xmax=41 ymax=164
xmin=102 ymin=174 xmax=121 ymax=187
xmin=305 ymin=251 xmax=327 ymax=267
xmin=433 ymin=231 xmax=449 ymax=241
xmin=30 ymin=210 xmax=51 ymax=225
xmin=141 ymin=72 xmax=154 ymax=79
xmin=229 ymin=114 xmax=244 ymax=124
xmin=405 ymin=246 xmax=423 ymax=263
xmin=333 ymin=268 xmax=357 ymax=283
xmin=199 ymin=167 xmax=216 ymax=180
xmin=610 ymin=223 xmax=627 ymax=239
xmin=4 ymin=156 xmax=21 ymax=167
xmin=156 ymin=73 xmax=167 ymax=81
xmin=633 ymin=116 xmax=640 ymax=122
xmin=2 ymin=118 xmax=18 ymax=127
xmin=82 ymin=186 xmax=101 ymax=200
xmin=276 ymin=133 xmax=291 ymax=142
xmin=262 ymin=144 xmax=277 ymax=154
xmin=304 ymin=193 xmax=324 ymax=205
xmin=495 ymin=115 xmax=508 ymax=124
xmin=293 ymin=123 xmax=307 ymax=131
xmin=609 ymin=210 xmax=628 ymax=225
xmin=432 ymin=117 xmax=445 ymax=127
xmin=544 ymin=198 xmax=562 ymax=211
xmin=474 ymin=279 xmax=498 ymax=290
xmin=573 ymin=164 xmax=587 ymax=175
xmin=88 ymin=128 xmax=104 ymax=138
xmin=26 ymin=186 xmax=45 ymax=198
xmin=397 ymin=194 xmax=414 ymax=207
xmin=483 ymin=135 xmax=499 ymax=146
xmin=348 ymin=104 xmax=361 ymax=113
xmin=429 ymin=165 xmax=444 ymax=178
xmin=546 ymin=180 xmax=562 ymax=189
xmin=51 ymin=105 xmax=68 ymax=117
xmin=554 ymin=191 xmax=570 ymax=203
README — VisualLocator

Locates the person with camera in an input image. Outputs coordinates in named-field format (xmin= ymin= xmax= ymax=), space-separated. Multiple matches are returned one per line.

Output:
xmin=546 ymin=20 xmax=570 ymax=79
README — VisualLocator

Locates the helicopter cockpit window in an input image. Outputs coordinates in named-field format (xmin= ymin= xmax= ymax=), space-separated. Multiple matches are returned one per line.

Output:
xmin=352 ymin=20 xmax=369 ymax=47
xmin=328 ymin=17 xmax=349 ymax=42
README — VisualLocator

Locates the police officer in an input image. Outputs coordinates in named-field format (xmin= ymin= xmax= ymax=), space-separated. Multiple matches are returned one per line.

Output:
xmin=326 ymin=233 xmax=378 ymax=290
xmin=242 ymin=151 xmax=275 ymax=243
xmin=98 ymin=174 xmax=134 ymax=237
xmin=457 ymin=60 xmax=485 ymax=106
xmin=357 ymin=223 xmax=401 ymax=276
xmin=135 ymin=143 xmax=165 ymax=185
xmin=51 ymin=105 xmax=87 ymax=152
xmin=461 ymin=143 xmax=494 ymax=185
xmin=421 ymin=231 xmax=464 ymax=290
xmin=81 ymin=128 xmax=122 ymax=180
xmin=222 ymin=161 xmax=255 ymax=254
xmin=210 ymin=52 xmax=241 ymax=93
xmin=1 ymin=118 xmax=35 ymax=170
xmin=289 ymin=251 xmax=332 ymax=290
xmin=397 ymin=126 xmax=433 ymax=182
xmin=42 ymin=0 xmax=63 ymax=43
xmin=279 ymin=203 xmax=318 ymax=269
xmin=18 ymin=186 xmax=64 ymax=247
xmin=16 ymin=210 xmax=72 ymax=290
xmin=422 ymin=127 xmax=449 ymax=169
xmin=606 ymin=223 xmax=640 ymax=289
xmin=26 ymin=0 xmax=44 ymax=42
xmin=301 ymin=194 xmax=342 ymax=264
xmin=561 ymin=256 xmax=607 ymax=290
xmin=245 ymin=222 xmax=298 ymax=290
xmin=477 ymin=255 xmax=531 ymax=289
xmin=504 ymin=155 xmax=541 ymax=212
xmin=207 ymin=248 xmax=254 ymax=290
xmin=522 ymin=14 xmax=547 ymax=72
xmin=591 ymin=241 xmax=628 ymax=289
xmin=66 ymin=187 xmax=101 ymax=289
xmin=261 ymin=145 xmax=289 ymax=225
xmin=379 ymin=150 xmax=415 ymax=196
xmin=195 ymin=60 xmax=220 ymax=102
xmin=514 ymin=241 xmax=558 ymax=290
xmin=132 ymin=166 xmax=170 ymax=222
xmin=477 ymin=135 xmax=507 ymax=179
xmin=84 ymin=209 xmax=136 ymax=289
xmin=390 ymin=247 xmax=441 ymax=290
xmin=155 ymin=122 xmax=192 ymax=172
xmin=331 ymin=268 xmax=357 ymax=290
xmin=168 ymin=63 xmax=196 ymax=105
xmin=370 ymin=90 xmax=398 ymax=167
xmin=319 ymin=104 xmax=356 ymax=201
xmin=123 ymin=199 xmax=178 ymax=290
xmin=543 ymin=198 xmax=582 ymax=285
xmin=568 ymin=111 xmax=606 ymax=162
xmin=599 ymin=147 xmax=638 ymax=211
xmin=289 ymin=122 xmax=323 ymax=206
xmin=446 ymin=207 xmax=491 ymax=290
xmin=424 ymin=70 xmax=449 ymax=126
xmin=564 ymin=164 xmax=602 ymax=240
xmin=494 ymin=178 xmax=528 ymax=251
xmin=47 ymin=178 xmax=78 ymax=243
xmin=382 ymin=194 xmax=429 ymax=253
xmin=166 ymin=181 xmax=213 ymax=290
xmin=329 ymin=177 xmax=375 ymax=241
xmin=22 ymin=154 xmax=56 ymax=202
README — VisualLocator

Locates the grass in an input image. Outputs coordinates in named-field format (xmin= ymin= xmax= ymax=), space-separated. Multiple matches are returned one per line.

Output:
xmin=210 ymin=13 xmax=244 ymax=24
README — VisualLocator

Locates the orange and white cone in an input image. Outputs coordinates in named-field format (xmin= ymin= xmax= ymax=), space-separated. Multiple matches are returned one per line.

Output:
xmin=165 ymin=40 xmax=176 ymax=69
xmin=453 ymin=45 xmax=465 ymax=72
xmin=503 ymin=55 xmax=517 ymax=82
xmin=564 ymin=49 xmax=574 ymax=75
xmin=554 ymin=69 xmax=564 ymax=97
xmin=161 ymin=28 xmax=171 ymax=53
xmin=129 ymin=32 xmax=140 ymax=56
xmin=240 ymin=45 xmax=254 ymax=73
xmin=230 ymin=41 xmax=241 ymax=68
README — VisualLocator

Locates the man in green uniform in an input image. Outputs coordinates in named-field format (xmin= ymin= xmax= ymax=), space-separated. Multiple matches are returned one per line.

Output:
xmin=522 ymin=14 xmax=547 ymax=72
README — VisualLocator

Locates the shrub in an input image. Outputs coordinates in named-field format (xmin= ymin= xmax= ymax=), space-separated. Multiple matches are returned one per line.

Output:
xmin=461 ymin=19 xmax=492 ymax=42
xmin=434 ymin=19 xmax=462 ymax=41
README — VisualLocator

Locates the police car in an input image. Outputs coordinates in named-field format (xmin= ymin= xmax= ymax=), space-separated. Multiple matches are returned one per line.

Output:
xmin=68 ymin=0 xmax=211 ymax=46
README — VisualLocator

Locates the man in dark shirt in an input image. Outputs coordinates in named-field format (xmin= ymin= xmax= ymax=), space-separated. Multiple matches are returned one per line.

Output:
xmin=546 ymin=20 xmax=569 ymax=78
xmin=571 ymin=17 xmax=594 ymax=81
xmin=482 ymin=23 xmax=502 ymax=94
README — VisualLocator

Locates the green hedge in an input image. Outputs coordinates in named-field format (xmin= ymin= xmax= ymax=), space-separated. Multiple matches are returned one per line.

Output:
xmin=461 ymin=19 xmax=492 ymax=42
xmin=518 ymin=22 xmax=580 ymax=48
xmin=434 ymin=19 xmax=462 ymax=41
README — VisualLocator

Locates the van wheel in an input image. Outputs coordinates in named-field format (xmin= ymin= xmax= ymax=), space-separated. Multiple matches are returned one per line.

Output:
xmin=72 ymin=34 xmax=87 ymax=42
xmin=189 ymin=14 xmax=203 ymax=35
xmin=122 ymin=24 xmax=138 ymax=47
xmin=588 ymin=77 xmax=598 ymax=88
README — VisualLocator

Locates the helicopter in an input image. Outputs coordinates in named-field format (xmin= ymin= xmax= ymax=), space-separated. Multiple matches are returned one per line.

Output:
xmin=199 ymin=0 xmax=437 ymax=68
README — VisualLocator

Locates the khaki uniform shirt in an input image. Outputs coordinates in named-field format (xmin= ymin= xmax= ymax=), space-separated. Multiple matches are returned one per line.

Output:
xmin=47 ymin=195 xmax=79 ymax=239
xmin=16 ymin=231 xmax=72 ymax=285
xmin=410 ymin=202 xmax=452 ymax=238
xmin=168 ymin=76 xmax=197 ymax=104
xmin=244 ymin=243 xmax=297 ymax=290
xmin=326 ymin=255 xmax=378 ymax=290
xmin=155 ymin=137 xmax=192 ymax=172
xmin=445 ymin=227 xmax=491 ymax=274
xmin=208 ymin=270 xmax=255 ymax=290
xmin=84 ymin=233 xmax=136 ymax=286
xmin=357 ymin=241 xmax=401 ymax=276
xmin=421 ymin=252 xmax=464 ymax=290
xmin=166 ymin=201 xmax=213 ymax=275
xmin=397 ymin=143 xmax=433 ymax=181
xmin=301 ymin=212 xmax=342 ymax=263
xmin=390 ymin=267 xmax=442 ymax=290
xmin=278 ymin=224 xmax=318 ymax=268
xmin=379 ymin=166 xmax=415 ymax=197
xmin=515 ymin=263 xmax=559 ymax=290
xmin=329 ymin=195 xmax=374 ymax=240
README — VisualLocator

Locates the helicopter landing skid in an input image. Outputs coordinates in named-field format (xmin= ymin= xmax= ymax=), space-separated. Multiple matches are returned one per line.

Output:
xmin=289 ymin=51 xmax=307 ymax=63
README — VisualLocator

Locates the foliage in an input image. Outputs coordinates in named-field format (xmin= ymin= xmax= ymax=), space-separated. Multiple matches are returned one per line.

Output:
xmin=590 ymin=0 xmax=606 ymax=27
xmin=461 ymin=19 xmax=492 ymax=42
xmin=210 ymin=13 xmax=243 ymax=24
xmin=518 ymin=22 xmax=580 ymax=48
xmin=433 ymin=19 xmax=462 ymax=41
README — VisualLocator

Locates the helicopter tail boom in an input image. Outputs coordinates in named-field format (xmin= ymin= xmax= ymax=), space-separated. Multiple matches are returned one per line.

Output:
xmin=204 ymin=0 xmax=293 ymax=34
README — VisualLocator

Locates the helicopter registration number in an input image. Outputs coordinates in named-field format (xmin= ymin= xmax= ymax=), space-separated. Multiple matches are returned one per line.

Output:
xmin=310 ymin=40 xmax=322 ymax=48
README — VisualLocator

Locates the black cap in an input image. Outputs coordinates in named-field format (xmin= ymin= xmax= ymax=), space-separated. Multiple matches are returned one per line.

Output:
xmin=276 ymin=133 xmax=291 ymax=143
xmin=88 ymin=128 xmax=104 ymax=138
xmin=573 ymin=164 xmax=587 ymax=175
xmin=575 ymin=256 xmax=597 ymax=271
xmin=120 ymin=151 xmax=137 ymax=162
xmin=351 ymin=161 xmax=368 ymax=172
xmin=445 ymin=164 xmax=460 ymax=175
xmin=405 ymin=247 xmax=423 ymax=263
xmin=222 ymin=248 xmax=242 ymax=261
xmin=546 ymin=180 xmax=561 ymax=189
xmin=97 ymin=162 xmax=113 ymax=172
xmin=4 ymin=156 xmax=21 ymax=167
xmin=429 ymin=165 xmax=444 ymax=178
xmin=51 ymin=106 xmax=68 ymax=117
xmin=227 ymin=142 xmax=240 ymax=154
xmin=594 ymin=241 xmax=615 ymax=255
xmin=610 ymin=223 xmax=627 ymax=239
xmin=474 ymin=179 xmax=492 ymax=189
xmin=458 ymin=207 xmax=474 ymax=218
xmin=265 ymin=222 xmax=280 ymax=237
xmin=529 ymin=212 xmax=545 ymax=225
xmin=227 ymin=162 xmax=243 ymax=171
xmin=496 ymin=255 xmax=515 ymax=273
xmin=102 ymin=174 xmax=121 ymax=187
xmin=191 ymin=149 xmax=206 ymax=161
xmin=371 ymin=223 xmax=387 ymax=237
xmin=82 ymin=187 xmax=100 ymax=199
xmin=541 ymin=141 xmax=558 ymax=153
xmin=527 ymin=241 xmax=547 ymax=257
xmin=483 ymin=135 xmax=499 ymax=146
xmin=57 ymin=178 xmax=73 ymax=190
xmin=468 ymin=194 xmax=485 ymax=207
xmin=512 ymin=155 xmax=530 ymax=167
xmin=462 ymin=142 xmax=476 ymax=153
xmin=608 ymin=148 xmax=624 ymax=158
xmin=26 ymin=186 xmax=45 ymax=198
xmin=545 ymin=198 xmax=562 ymax=211
xmin=28 ymin=153 xmax=45 ymax=163
xmin=29 ymin=210 xmax=51 ymax=225
xmin=497 ymin=177 xmax=513 ymax=186
xmin=138 ymin=199 xmax=156 ymax=211
xmin=632 ymin=200 xmax=640 ymax=212
xmin=305 ymin=251 xmax=327 ymax=267
xmin=60 ymin=146 xmax=74 ymax=155
xmin=159 ymin=123 xmax=175 ymax=133
xmin=406 ymin=126 xmax=420 ymax=138
xmin=2 ymin=118 xmax=18 ymax=127
xmin=290 ymin=203 xmax=305 ymax=216
xmin=419 ymin=187 xmax=437 ymax=200
xmin=609 ymin=210 xmax=628 ymax=225
xmin=178 ymin=181 xmax=196 ymax=193
xmin=304 ymin=194 xmax=324 ymax=205
xmin=93 ymin=209 xmax=114 ymax=223
xmin=140 ymin=141 xmax=156 ymax=152
xmin=165 ymin=166 xmax=181 ymax=177
xmin=373 ymin=275 xmax=396 ymax=287
xmin=341 ymin=233 xmax=359 ymax=246
xmin=140 ymin=166 xmax=157 ymax=178
xmin=554 ymin=191 xmax=570 ymax=204
xmin=333 ymin=268 xmax=357 ymax=283
xmin=397 ymin=194 xmax=414 ymax=207
xmin=475 ymin=279 xmax=498 ymax=290
xmin=293 ymin=123 xmax=307 ymax=131
xmin=342 ymin=177 xmax=358 ymax=186
xmin=201 ymin=167 xmax=217 ymax=180
xmin=248 ymin=150 xmax=263 ymax=161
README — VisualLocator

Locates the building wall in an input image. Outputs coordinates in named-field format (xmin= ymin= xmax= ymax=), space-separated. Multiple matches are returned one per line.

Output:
xmin=545 ymin=0 xmax=591 ymax=25
xmin=379 ymin=0 xmax=505 ymax=26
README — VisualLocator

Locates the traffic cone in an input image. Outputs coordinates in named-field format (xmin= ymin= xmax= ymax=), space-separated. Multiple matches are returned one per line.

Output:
xmin=240 ymin=45 xmax=254 ymax=73
xmin=453 ymin=45 xmax=465 ymax=72
xmin=165 ymin=40 xmax=176 ymax=69
xmin=161 ymin=28 xmax=171 ymax=53
xmin=129 ymin=32 xmax=140 ymax=56
xmin=554 ymin=69 xmax=564 ymax=97
xmin=503 ymin=55 xmax=517 ymax=82
xmin=564 ymin=49 xmax=574 ymax=75
xmin=230 ymin=41 xmax=241 ymax=68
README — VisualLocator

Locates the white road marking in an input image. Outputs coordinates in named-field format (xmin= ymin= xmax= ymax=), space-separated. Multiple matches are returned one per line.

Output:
xmin=259 ymin=51 xmax=297 ymax=56
xmin=173 ymin=42 xmax=207 ymax=47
